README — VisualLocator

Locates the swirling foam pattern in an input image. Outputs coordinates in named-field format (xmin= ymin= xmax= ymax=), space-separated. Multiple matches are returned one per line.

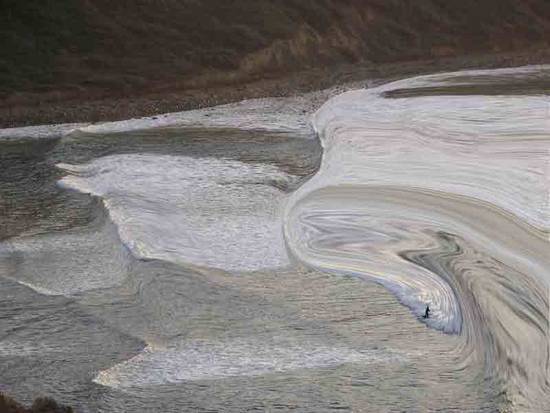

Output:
xmin=58 ymin=154 xmax=297 ymax=272
xmin=52 ymin=66 xmax=549 ymax=410
xmin=94 ymin=338 xmax=401 ymax=388
xmin=285 ymin=66 xmax=550 ymax=410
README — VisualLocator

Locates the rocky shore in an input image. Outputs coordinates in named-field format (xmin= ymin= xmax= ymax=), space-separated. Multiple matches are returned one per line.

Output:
xmin=2 ymin=49 xmax=550 ymax=129
xmin=0 ymin=393 xmax=73 ymax=413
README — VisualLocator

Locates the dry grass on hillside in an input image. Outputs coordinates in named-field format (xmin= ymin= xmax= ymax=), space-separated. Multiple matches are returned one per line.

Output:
xmin=2 ymin=0 xmax=549 ymax=99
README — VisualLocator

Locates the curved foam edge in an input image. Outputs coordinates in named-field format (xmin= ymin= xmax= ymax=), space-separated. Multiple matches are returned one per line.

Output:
xmin=0 ymin=217 xmax=132 ymax=296
xmin=283 ymin=65 xmax=550 ymax=408
xmin=1 ymin=96 xmax=317 ymax=140
xmin=0 ymin=123 xmax=88 ymax=141
xmin=93 ymin=339 xmax=404 ymax=388
xmin=56 ymin=154 xmax=293 ymax=272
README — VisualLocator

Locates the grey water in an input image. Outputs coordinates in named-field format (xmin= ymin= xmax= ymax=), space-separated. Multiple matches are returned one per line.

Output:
xmin=1 ymin=66 xmax=549 ymax=412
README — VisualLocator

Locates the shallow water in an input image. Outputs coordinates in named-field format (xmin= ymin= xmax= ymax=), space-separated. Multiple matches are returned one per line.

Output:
xmin=1 ymin=66 xmax=549 ymax=412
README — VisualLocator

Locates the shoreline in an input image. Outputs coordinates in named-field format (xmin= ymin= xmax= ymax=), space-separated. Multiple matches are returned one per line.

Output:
xmin=2 ymin=49 xmax=550 ymax=130
xmin=2 ymin=59 xmax=550 ymax=413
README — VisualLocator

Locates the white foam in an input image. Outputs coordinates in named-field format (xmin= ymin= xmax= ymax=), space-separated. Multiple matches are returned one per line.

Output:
xmin=307 ymin=81 xmax=550 ymax=230
xmin=76 ymin=96 xmax=315 ymax=136
xmin=94 ymin=338 xmax=399 ymax=388
xmin=284 ymin=65 xmax=550 ymax=333
xmin=58 ymin=154 xmax=294 ymax=272
xmin=0 ymin=123 xmax=88 ymax=141
xmin=0 ymin=97 xmax=311 ymax=141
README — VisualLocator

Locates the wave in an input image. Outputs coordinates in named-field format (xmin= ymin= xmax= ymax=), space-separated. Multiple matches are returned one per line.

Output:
xmin=57 ymin=154 xmax=297 ymax=272
xmin=94 ymin=337 xmax=403 ymax=389
xmin=0 ymin=215 xmax=131 ymax=296
xmin=0 ymin=123 xmax=86 ymax=141
xmin=284 ymin=66 xmax=550 ymax=410
xmin=75 ymin=96 xmax=316 ymax=137
xmin=50 ymin=65 xmax=550 ymax=409
xmin=0 ymin=94 xmax=318 ymax=141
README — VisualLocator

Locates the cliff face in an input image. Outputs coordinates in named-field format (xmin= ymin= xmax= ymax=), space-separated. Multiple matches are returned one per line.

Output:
xmin=1 ymin=0 xmax=550 ymax=99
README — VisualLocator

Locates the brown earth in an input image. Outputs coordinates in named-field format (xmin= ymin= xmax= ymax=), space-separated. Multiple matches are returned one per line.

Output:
xmin=0 ymin=393 xmax=73 ymax=413
xmin=1 ymin=1 xmax=550 ymax=127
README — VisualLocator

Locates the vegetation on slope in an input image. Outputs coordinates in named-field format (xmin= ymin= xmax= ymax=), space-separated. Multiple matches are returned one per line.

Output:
xmin=1 ymin=0 xmax=549 ymax=100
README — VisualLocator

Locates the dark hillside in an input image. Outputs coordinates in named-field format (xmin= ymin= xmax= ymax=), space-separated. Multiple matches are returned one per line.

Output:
xmin=0 ymin=393 xmax=73 ymax=413
xmin=1 ymin=0 xmax=550 ymax=125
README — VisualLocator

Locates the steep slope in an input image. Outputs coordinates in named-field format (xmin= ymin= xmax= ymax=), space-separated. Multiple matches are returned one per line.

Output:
xmin=1 ymin=0 xmax=550 ymax=126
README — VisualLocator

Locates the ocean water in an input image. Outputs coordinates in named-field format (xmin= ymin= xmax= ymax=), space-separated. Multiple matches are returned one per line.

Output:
xmin=0 ymin=66 xmax=549 ymax=412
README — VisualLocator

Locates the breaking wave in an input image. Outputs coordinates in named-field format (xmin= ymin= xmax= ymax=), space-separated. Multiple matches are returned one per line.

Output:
xmin=57 ymin=154 xmax=296 ymax=272
xmin=54 ymin=66 xmax=549 ymax=410
xmin=284 ymin=66 xmax=550 ymax=410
